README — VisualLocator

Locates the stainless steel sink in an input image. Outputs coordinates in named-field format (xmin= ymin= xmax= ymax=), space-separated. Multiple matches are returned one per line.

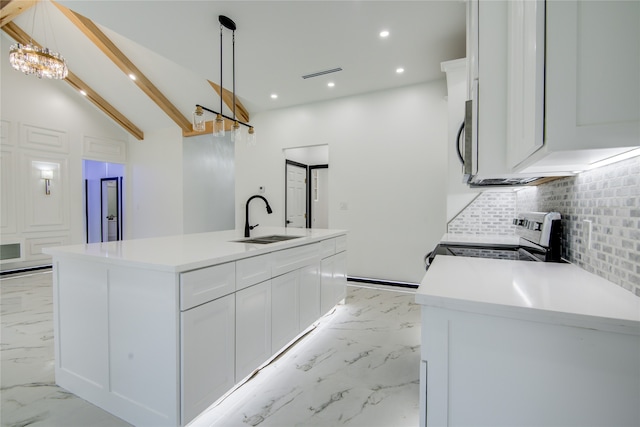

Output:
xmin=233 ymin=235 xmax=303 ymax=244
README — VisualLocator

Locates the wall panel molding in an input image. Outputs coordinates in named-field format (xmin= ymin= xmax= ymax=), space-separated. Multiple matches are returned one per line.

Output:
xmin=26 ymin=234 xmax=71 ymax=262
xmin=0 ymin=148 xmax=17 ymax=234
xmin=20 ymin=123 xmax=70 ymax=154
xmin=83 ymin=135 xmax=127 ymax=164
xmin=1 ymin=120 xmax=13 ymax=146
xmin=21 ymin=152 xmax=70 ymax=233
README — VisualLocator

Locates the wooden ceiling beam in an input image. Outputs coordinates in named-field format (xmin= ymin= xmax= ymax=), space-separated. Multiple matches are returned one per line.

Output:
xmin=52 ymin=1 xmax=193 ymax=133
xmin=2 ymin=21 xmax=144 ymax=140
xmin=208 ymin=80 xmax=250 ymax=123
xmin=0 ymin=0 xmax=37 ymax=28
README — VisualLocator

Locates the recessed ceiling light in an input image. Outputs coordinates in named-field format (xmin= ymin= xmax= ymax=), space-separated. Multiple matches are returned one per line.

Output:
xmin=396 ymin=67 xmax=405 ymax=74
xmin=270 ymin=93 xmax=278 ymax=99
xmin=327 ymin=82 xmax=335 ymax=88
xmin=379 ymin=30 xmax=390 ymax=38
xmin=129 ymin=74 xmax=136 ymax=81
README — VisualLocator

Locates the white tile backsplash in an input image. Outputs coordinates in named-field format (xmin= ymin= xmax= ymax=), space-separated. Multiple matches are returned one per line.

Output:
xmin=447 ymin=192 xmax=516 ymax=235
xmin=447 ymin=155 xmax=640 ymax=296
xmin=517 ymin=155 xmax=640 ymax=297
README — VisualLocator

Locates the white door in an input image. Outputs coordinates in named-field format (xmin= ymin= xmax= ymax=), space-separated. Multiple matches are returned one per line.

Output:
xmin=286 ymin=162 xmax=306 ymax=228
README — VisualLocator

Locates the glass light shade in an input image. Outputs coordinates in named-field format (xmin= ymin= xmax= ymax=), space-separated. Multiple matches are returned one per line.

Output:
xmin=192 ymin=106 xmax=205 ymax=132
xmin=231 ymin=121 xmax=241 ymax=142
xmin=9 ymin=43 xmax=68 ymax=80
xmin=213 ymin=114 xmax=225 ymax=137
xmin=246 ymin=127 xmax=256 ymax=146
xmin=41 ymin=170 xmax=54 ymax=180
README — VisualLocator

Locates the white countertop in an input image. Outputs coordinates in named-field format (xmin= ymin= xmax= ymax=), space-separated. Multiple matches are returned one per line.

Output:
xmin=416 ymin=256 xmax=640 ymax=335
xmin=439 ymin=233 xmax=520 ymax=246
xmin=44 ymin=227 xmax=346 ymax=273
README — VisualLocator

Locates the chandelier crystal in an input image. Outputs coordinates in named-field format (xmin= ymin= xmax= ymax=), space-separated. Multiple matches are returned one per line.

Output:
xmin=9 ymin=43 xmax=68 ymax=80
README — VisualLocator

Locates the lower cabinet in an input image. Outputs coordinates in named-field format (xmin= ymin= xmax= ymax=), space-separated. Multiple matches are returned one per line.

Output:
xmin=320 ymin=251 xmax=347 ymax=314
xmin=235 ymin=280 xmax=272 ymax=381
xmin=180 ymin=294 xmax=235 ymax=425
xmin=299 ymin=263 xmax=321 ymax=331
xmin=271 ymin=271 xmax=300 ymax=352
xmin=271 ymin=264 xmax=321 ymax=353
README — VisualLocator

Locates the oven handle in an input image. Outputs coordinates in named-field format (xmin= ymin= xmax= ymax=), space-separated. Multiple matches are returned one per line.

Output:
xmin=456 ymin=121 xmax=465 ymax=165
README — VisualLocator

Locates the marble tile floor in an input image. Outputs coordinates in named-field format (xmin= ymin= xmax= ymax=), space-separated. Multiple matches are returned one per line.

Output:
xmin=1 ymin=270 xmax=420 ymax=427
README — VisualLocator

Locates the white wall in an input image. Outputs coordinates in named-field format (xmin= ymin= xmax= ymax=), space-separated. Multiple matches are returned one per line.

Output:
xmin=236 ymin=81 xmax=449 ymax=283
xmin=183 ymin=133 xmax=235 ymax=234
xmin=125 ymin=127 xmax=184 ymax=239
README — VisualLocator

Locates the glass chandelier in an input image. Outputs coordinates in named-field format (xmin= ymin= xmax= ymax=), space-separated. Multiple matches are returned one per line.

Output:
xmin=9 ymin=2 xmax=68 ymax=80
xmin=9 ymin=43 xmax=68 ymax=79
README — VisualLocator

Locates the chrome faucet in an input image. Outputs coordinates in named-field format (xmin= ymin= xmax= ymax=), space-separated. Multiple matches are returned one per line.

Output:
xmin=245 ymin=195 xmax=273 ymax=237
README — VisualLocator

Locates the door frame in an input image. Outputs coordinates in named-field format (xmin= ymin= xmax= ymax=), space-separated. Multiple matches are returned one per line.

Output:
xmin=99 ymin=177 xmax=123 ymax=242
xmin=308 ymin=164 xmax=328 ymax=228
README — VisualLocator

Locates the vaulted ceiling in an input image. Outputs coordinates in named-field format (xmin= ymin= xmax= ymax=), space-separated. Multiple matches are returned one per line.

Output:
xmin=1 ymin=0 xmax=466 ymax=140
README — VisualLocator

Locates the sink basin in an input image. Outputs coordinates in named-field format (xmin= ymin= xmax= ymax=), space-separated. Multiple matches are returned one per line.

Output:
xmin=233 ymin=235 xmax=303 ymax=244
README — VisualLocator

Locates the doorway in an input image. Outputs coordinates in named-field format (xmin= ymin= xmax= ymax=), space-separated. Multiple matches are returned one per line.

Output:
xmin=283 ymin=145 xmax=329 ymax=229
xmin=83 ymin=160 xmax=124 ymax=243
xmin=100 ymin=177 xmax=122 ymax=242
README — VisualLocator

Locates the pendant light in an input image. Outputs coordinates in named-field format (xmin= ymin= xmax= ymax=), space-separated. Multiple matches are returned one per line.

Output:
xmin=193 ymin=15 xmax=255 ymax=143
xmin=212 ymin=17 xmax=227 ymax=138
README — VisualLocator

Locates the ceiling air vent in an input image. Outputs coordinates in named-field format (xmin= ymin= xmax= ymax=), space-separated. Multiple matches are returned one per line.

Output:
xmin=301 ymin=67 xmax=343 ymax=79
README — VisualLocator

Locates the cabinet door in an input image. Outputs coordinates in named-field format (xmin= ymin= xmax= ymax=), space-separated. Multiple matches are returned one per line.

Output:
xmin=333 ymin=251 xmax=347 ymax=303
xmin=235 ymin=280 xmax=272 ymax=381
xmin=507 ymin=0 xmax=545 ymax=168
xmin=320 ymin=256 xmax=336 ymax=315
xmin=545 ymin=1 xmax=640 ymax=152
xmin=299 ymin=263 xmax=320 ymax=330
xmin=271 ymin=271 xmax=299 ymax=353
xmin=181 ymin=294 xmax=235 ymax=425
xmin=320 ymin=253 xmax=347 ymax=315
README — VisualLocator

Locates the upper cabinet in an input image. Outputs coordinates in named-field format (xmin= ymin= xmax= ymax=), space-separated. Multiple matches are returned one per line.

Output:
xmin=507 ymin=0 xmax=640 ymax=173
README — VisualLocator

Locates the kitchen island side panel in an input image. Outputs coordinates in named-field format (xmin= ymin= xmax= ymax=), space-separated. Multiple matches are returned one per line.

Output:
xmin=53 ymin=258 xmax=180 ymax=426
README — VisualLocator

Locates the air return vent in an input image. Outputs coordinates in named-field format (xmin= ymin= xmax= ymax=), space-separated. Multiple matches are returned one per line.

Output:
xmin=301 ymin=67 xmax=342 ymax=79
xmin=0 ymin=243 xmax=22 ymax=261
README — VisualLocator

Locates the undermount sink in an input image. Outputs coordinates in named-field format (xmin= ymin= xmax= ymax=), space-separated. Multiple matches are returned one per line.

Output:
xmin=233 ymin=235 xmax=303 ymax=244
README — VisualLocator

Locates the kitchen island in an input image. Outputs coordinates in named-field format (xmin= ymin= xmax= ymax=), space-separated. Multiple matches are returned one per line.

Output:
xmin=44 ymin=227 xmax=347 ymax=426
xmin=416 ymin=255 xmax=640 ymax=427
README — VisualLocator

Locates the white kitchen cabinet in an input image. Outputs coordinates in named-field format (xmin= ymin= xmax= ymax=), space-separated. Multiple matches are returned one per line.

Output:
xmin=299 ymin=262 xmax=321 ymax=330
xmin=506 ymin=0 xmax=545 ymax=169
xmin=235 ymin=280 xmax=272 ymax=381
xmin=421 ymin=306 xmax=640 ymax=427
xmin=180 ymin=294 xmax=235 ymax=425
xmin=47 ymin=228 xmax=347 ymax=426
xmin=180 ymin=262 xmax=235 ymax=310
xmin=510 ymin=0 xmax=640 ymax=173
xmin=271 ymin=271 xmax=299 ymax=352
xmin=320 ymin=250 xmax=347 ymax=315
xmin=272 ymin=257 xmax=322 ymax=352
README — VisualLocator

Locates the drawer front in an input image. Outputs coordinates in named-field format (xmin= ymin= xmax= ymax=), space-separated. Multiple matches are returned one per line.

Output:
xmin=319 ymin=238 xmax=336 ymax=259
xmin=236 ymin=253 xmax=273 ymax=291
xmin=335 ymin=235 xmax=347 ymax=253
xmin=272 ymin=243 xmax=320 ymax=277
xmin=180 ymin=262 xmax=236 ymax=311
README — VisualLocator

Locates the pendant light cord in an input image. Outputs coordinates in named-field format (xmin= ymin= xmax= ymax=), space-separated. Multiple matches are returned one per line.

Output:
xmin=232 ymin=30 xmax=236 ymax=121
xmin=219 ymin=24 xmax=223 ymax=116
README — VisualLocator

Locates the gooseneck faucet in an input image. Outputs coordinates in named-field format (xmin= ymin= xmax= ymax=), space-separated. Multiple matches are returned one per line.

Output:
xmin=245 ymin=195 xmax=273 ymax=237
